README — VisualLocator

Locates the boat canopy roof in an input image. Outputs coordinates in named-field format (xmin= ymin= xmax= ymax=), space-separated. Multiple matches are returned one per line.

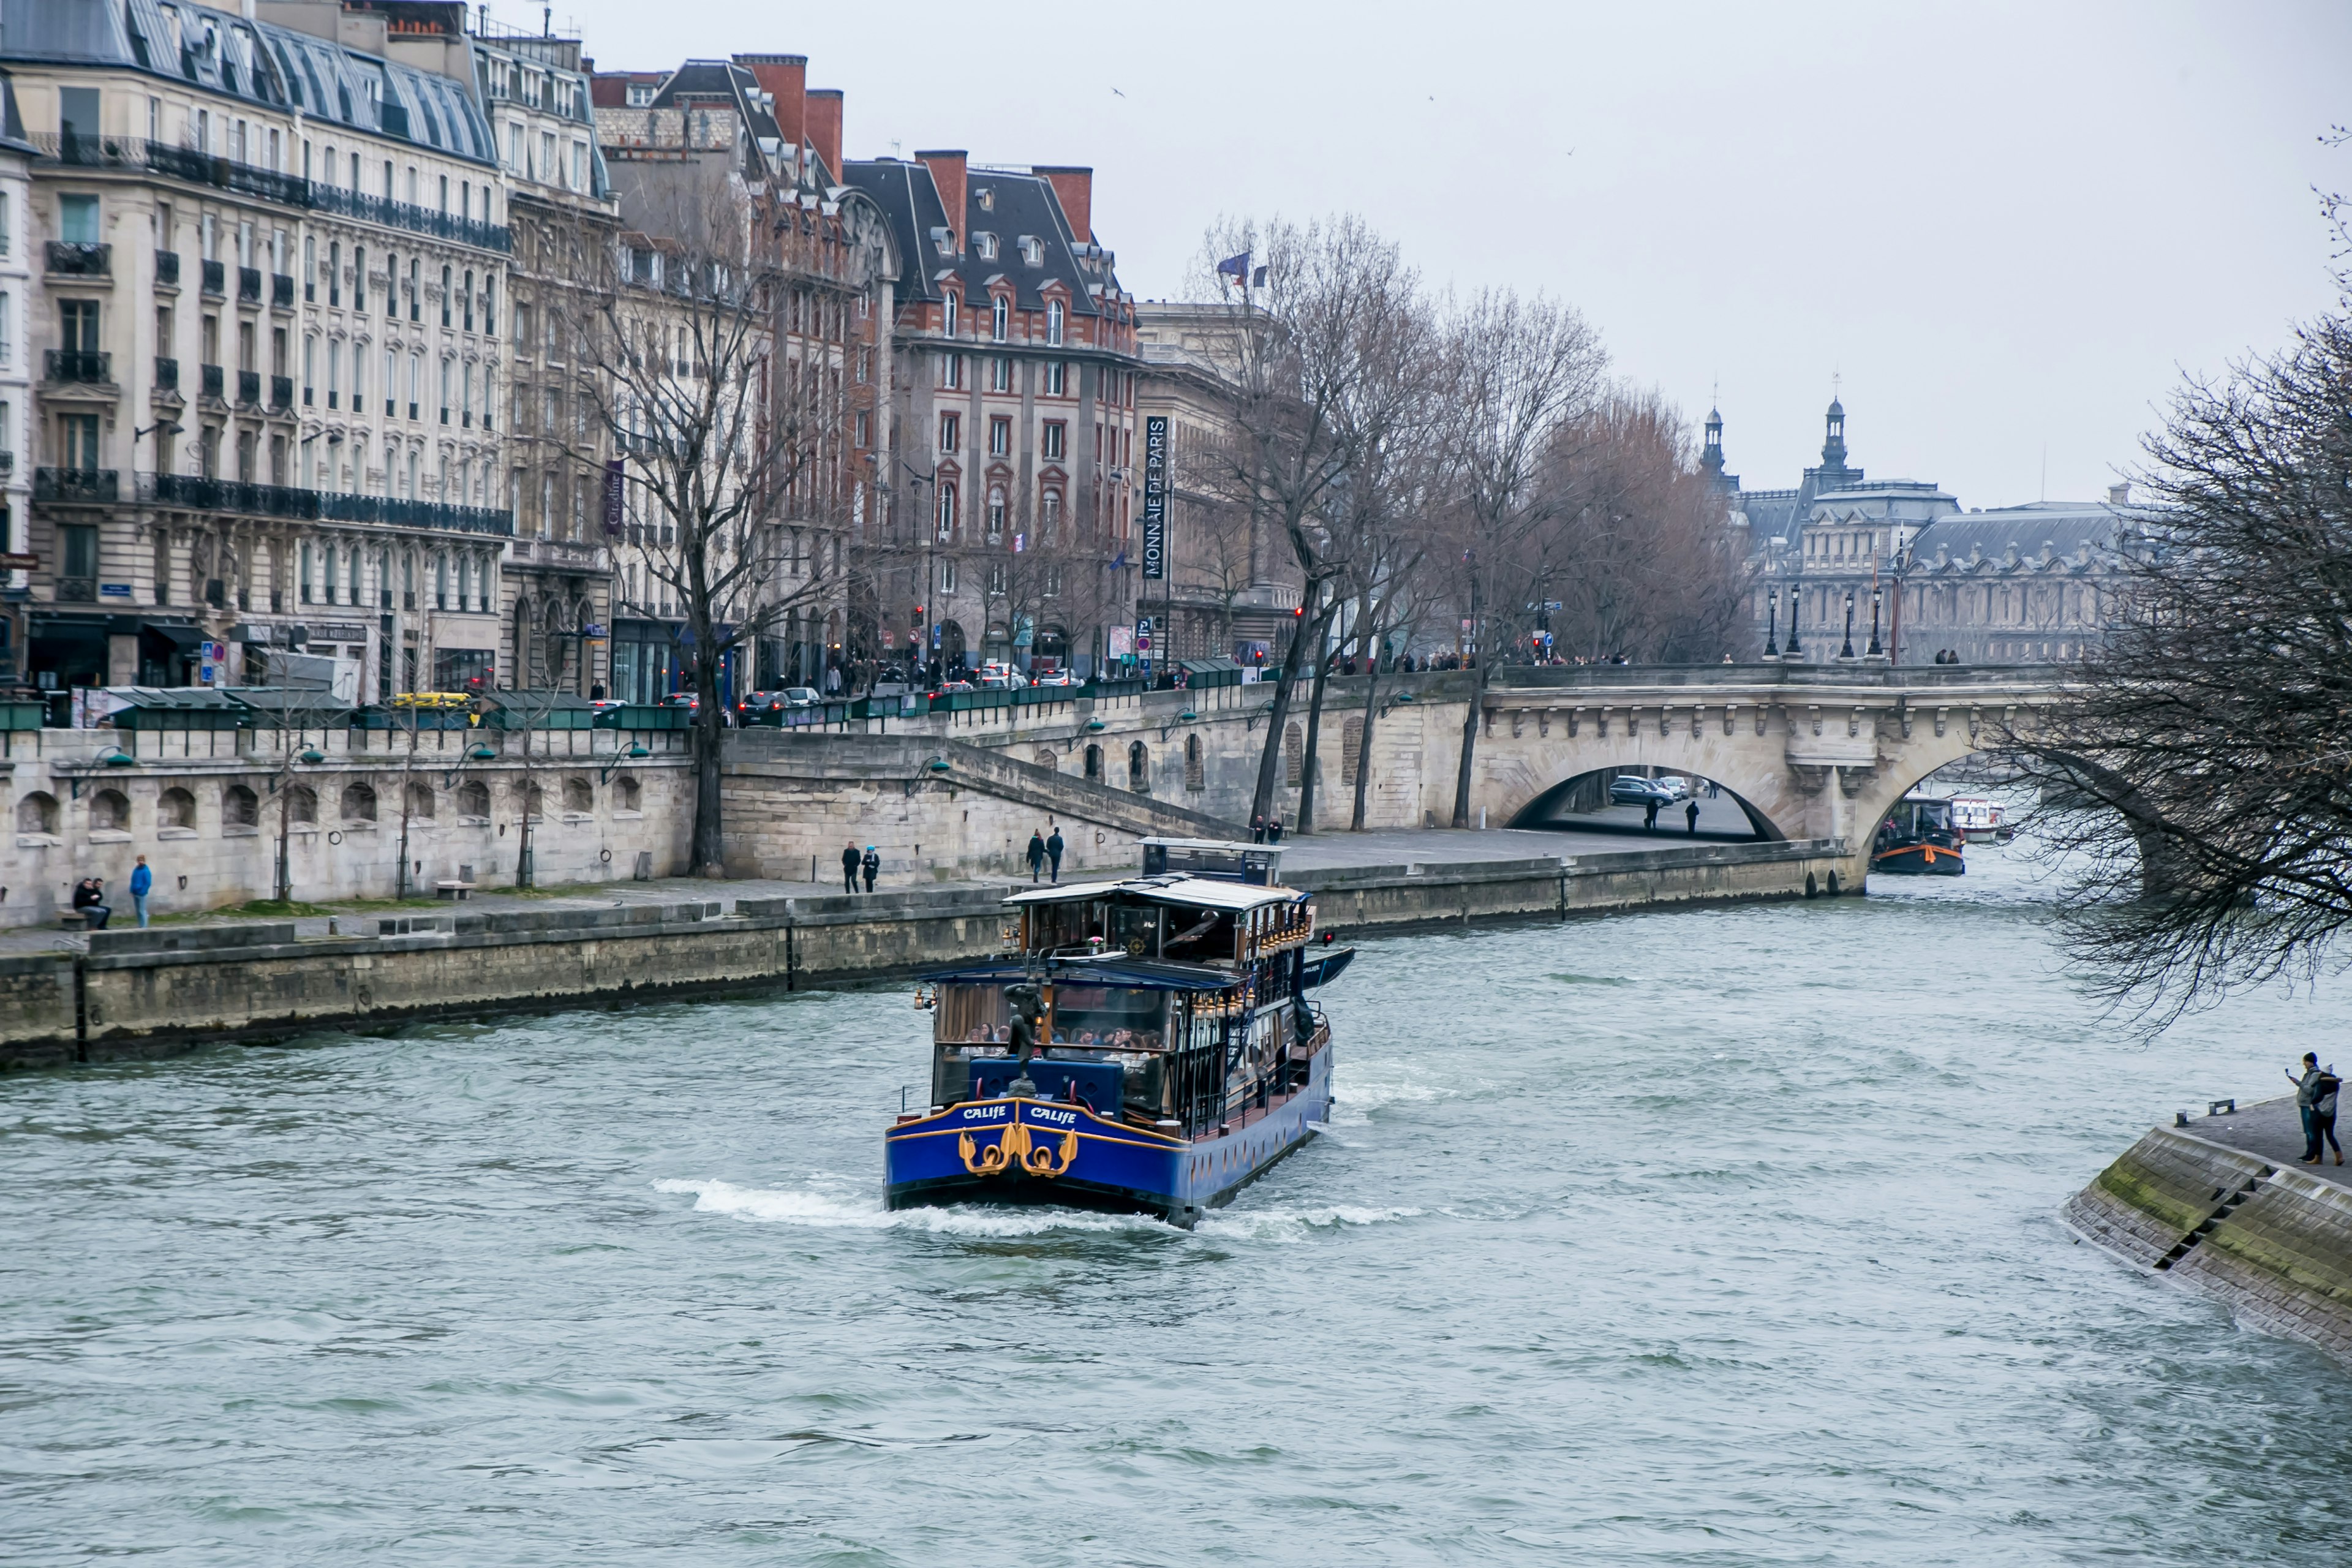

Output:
xmin=1000 ymin=874 xmax=1305 ymax=913
xmin=919 ymin=956 xmax=1241 ymax=992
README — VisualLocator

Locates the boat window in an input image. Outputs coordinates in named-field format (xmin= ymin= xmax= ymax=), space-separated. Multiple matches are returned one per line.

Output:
xmin=935 ymin=982 xmax=1008 ymax=1044
xmin=1107 ymin=903 xmax=1160 ymax=957
xmin=1161 ymin=907 xmax=1229 ymax=962
xmin=1050 ymin=986 xmax=1164 ymax=1051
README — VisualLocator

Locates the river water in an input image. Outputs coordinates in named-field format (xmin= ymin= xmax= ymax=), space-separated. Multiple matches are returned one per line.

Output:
xmin=6 ymin=848 xmax=2351 ymax=1565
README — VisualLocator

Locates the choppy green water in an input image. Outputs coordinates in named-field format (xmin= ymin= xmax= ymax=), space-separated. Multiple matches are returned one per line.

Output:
xmin=4 ymin=847 xmax=2350 ymax=1565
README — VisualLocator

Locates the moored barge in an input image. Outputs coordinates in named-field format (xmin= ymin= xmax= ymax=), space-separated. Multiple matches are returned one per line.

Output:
xmin=1871 ymin=791 xmax=1966 ymax=876
xmin=884 ymin=839 xmax=1351 ymax=1227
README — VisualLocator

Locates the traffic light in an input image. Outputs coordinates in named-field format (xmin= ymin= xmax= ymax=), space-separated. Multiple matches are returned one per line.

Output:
xmin=912 ymin=604 xmax=926 ymax=624
xmin=1292 ymin=605 xmax=1305 ymax=617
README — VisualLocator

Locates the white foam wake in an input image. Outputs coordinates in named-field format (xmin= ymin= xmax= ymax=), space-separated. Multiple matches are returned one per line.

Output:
xmin=651 ymin=1178 xmax=1176 ymax=1237
xmin=1196 ymin=1204 xmax=1422 ymax=1243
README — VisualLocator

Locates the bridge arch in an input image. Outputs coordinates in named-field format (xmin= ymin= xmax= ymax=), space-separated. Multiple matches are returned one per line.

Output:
xmin=1507 ymin=763 xmax=1789 ymax=842
xmin=1850 ymin=743 xmax=2179 ymax=895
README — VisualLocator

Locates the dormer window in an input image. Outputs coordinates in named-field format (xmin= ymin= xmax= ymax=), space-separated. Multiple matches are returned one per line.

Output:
xmin=1020 ymin=236 xmax=1044 ymax=266
xmin=942 ymin=295 xmax=959 ymax=336
xmin=626 ymin=83 xmax=655 ymax=107
xmin=1046 ymin=300 xmax=1064 ymax=347
xmin=930 ymin=226 xmax=956 ymax=258
xmin=974 ymin=232 xmax=998 ymax=261
xmin=990 ymin=295 xmax=1008 ymax=342
xmin=976 ymin=187 xmax=995 ymax=213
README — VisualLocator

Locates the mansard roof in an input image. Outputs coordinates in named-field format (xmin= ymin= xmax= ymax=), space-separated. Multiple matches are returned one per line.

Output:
xmin=1907 ymin=502 xmax=2151 ymax=572
xmin=2 ymin=0 xmax=497 ymax=165
xmin=841 ymin=156 xmax=1111 ymax=318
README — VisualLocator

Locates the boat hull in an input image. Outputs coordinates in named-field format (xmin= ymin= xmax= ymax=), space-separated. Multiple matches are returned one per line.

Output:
xmin=885 ymin=1041 xmax=1333 ymax=1227
xmin=1871 ymin=842 xmax=1964 ymax=876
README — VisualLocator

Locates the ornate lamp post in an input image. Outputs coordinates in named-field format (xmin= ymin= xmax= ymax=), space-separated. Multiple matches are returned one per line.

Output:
xmin=1866 ymin=583 xmax=1884 ymax=658
xmin=1765 ymin=584 xmax=1781 ymax=658
xmin=1786 ymin=583 xmax=1803 ymax=660
xmin=1840 ymin=588 xmax=1856 ymax=660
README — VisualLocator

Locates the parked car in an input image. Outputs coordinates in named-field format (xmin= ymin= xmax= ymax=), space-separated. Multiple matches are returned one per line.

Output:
xmin=1030 ymin=669 xmax=1078 ymax=687
xmin=1653 ymin=774 xmax=1691 ymax=800
xmin=781 ymin=687 xmax=820 ymax=707
xmin=1609 ymin=775 xmax=1675 ymax=807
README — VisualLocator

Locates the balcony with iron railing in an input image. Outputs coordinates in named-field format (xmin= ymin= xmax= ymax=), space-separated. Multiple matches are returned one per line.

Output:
xmin=237 ymin=370 xmax=262 ymax=407
xmin=238 ymin=266 xmax=262 ymax=304
xmin=155 ymin=249 xmax=180 ymax=288
xmin=137 ymin=473 xmax=515 ymax=535
xmin=200 ymin=364 xmax=224 ymax=400
xmin=271 ymin=273 xmax=295 ymax=309
xmin=154 ymin=356 xmax=179 ymax=393
xmin=43 ymin=349 xmax=112 ymax=385
xmin=46 ymin=241 xmax=110 ymax=277
xmin=270 ymin=375 xmax=293 ymax=410
xmin=34 ymin=469 xmax=119 ymax=504
xmin=201 ymin=258 xmax=224 ymax=296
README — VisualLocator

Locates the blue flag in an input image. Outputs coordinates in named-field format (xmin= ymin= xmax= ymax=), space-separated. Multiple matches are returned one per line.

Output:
xmin=1215 ymin=251 xmax=1250 ymax=284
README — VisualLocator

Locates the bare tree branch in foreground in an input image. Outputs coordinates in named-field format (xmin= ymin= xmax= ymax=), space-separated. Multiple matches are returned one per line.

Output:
xmin=2008 ymin=309 xmax=2352 ymax=1027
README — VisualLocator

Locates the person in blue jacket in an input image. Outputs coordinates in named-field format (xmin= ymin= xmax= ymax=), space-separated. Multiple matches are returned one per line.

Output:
xmin=129 ymin=854 xmax=154 ymax=928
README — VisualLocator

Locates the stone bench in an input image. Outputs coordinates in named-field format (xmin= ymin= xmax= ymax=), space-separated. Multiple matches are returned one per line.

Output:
xmin=435 ymin=881 xmax=475 ymax=901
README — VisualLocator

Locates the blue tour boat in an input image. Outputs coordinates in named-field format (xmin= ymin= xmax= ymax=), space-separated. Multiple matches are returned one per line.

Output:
xmin=884 ymin=839 xmax=1352 ymax=1227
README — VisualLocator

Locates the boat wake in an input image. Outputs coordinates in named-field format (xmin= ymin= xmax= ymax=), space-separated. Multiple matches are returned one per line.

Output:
xmin=652 ymin=1177 xmax=1176 ymax=1237
xmin=1196 ymin=1204 xmax=1423 ymax=1243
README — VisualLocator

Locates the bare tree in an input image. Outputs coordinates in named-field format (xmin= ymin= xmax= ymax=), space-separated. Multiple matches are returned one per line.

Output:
xmin=1194 ymin=215 xmax=1428 ymax=829
xmin=1439 ymin=290 xmax=1607 ymax=827
xmin=1539 ymin=390 xmax=1751 ymax=663
xmin=552 ymin=180 xmax=867 ymax=875
xmin=2011 ymin=307 xmax=2352 ymax=1026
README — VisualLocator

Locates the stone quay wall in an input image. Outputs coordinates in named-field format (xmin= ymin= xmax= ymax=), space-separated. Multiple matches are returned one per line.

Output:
xmin=0 ymin=837 xmax=1844 ymax=1070
xmin=2066 ymin=1122 xmax=2352 ymax=1366
xmin=0 ymin=724 xmax=695 ymax=924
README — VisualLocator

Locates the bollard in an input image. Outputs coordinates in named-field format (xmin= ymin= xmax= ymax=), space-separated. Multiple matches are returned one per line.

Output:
xmin=2176 ymin=1111 xmax=2192 ymax=1128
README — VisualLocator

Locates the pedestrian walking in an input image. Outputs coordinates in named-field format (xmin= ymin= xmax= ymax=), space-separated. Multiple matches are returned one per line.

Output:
xmin=1685 ymin=799 xmax=1700 ymax=835
xmin=1026 ymin=830 xmax=1047 ymax=884
xmin=2291 ymin=1052 xmax=2328 ymax=1161
xmin=71 ymin=876 xmax=110 ymax=930
xmin=1267 ymin=816 xmax=1284 ymax=844
xmin=861 ymin=845 xmax=880 ymax=894
xmin=1046 ymin=827 xmax=1065 ymax=884
xmin=841 ymin=841 xmax=861 ymax=894
xmin=129 ymin=854 xmax=153 ymax=928
xmin=1251 ymin=812 xmax=1266 ymax=845
xmin=1643 ymin=798 xmax=1660 ymax=832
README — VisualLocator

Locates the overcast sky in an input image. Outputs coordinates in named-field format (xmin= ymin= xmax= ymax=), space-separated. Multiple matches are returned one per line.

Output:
xmin=546 ymin=0 xmax=2348 ymax=509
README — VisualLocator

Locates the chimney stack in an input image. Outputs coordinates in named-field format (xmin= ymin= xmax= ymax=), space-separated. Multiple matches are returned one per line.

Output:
xmin=2106 ymin=481 xmax=2131 ymax=505
xmin=1035 ymin=165 xmax=1093 ymax=243
xmin=732 ymin=53 xmax=807 ymax=153
xmin=916 ymin=149 xmax=968 ymax=243
xmin=804 ymin=88 xmax=843 ymax=181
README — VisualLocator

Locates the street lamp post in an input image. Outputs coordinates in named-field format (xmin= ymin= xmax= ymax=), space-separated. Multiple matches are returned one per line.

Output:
xmin=1786 ymin=584 xmax=1803 ymax=660
xmin=1840 ymin=588 xmax=1856 ymax=660
xmin=1765 ymin=584 xmax=1781 ymax=658
xmin=1866 ymin=583 xmax=1883 ymax=658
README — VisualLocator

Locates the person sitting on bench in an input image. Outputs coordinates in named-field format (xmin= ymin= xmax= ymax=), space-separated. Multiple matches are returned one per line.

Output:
xmin=72 ymin=877 xmax=111 ymax=930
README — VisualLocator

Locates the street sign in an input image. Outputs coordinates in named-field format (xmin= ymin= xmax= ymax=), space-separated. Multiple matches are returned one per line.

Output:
xmin=1141 ymin=416 xmax=1168 ymax=579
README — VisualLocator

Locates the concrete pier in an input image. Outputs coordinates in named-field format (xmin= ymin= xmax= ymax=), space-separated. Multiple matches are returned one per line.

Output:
xmin=2066 ymin=1097 xmax=2352 ymax=1366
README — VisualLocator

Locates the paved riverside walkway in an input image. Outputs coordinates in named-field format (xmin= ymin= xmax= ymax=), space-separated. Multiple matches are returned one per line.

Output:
xmin=2172 ymin=1093 xmax=2352 ymax=1191
xmin=0 ymin=809 xmax=1766 ymax=959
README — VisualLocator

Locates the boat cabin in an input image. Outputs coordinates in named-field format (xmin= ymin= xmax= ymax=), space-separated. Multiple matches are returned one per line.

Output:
xmin=918 ymin=849 xmax=1330 ymax=1137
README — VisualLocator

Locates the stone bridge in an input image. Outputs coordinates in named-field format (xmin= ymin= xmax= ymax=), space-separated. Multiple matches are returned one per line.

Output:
xmin=721 ymin=663 xmax=2075 ymax=893
xmin=1460 ymin=665 xmax=2074 ymax=889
